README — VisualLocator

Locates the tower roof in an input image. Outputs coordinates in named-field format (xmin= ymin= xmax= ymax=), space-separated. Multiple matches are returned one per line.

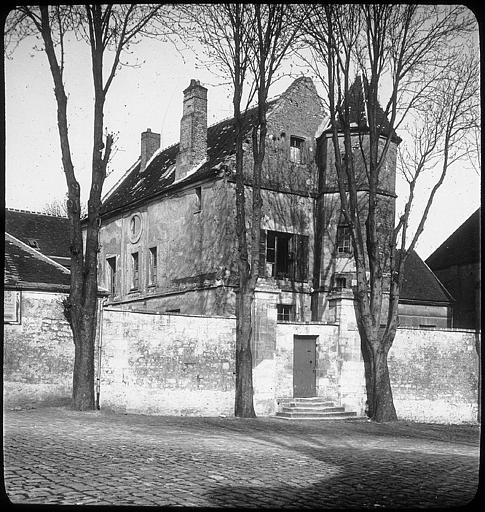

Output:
xmin=324 ymin=76 xmax=401 ymax=144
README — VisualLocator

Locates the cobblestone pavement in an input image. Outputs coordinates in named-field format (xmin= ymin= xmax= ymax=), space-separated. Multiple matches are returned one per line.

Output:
xmin=3 ymin=406 xmax=480 ymax=508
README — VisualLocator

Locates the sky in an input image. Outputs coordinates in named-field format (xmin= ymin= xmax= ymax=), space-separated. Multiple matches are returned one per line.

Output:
xmin=4 ymin=13 xmax=481 ymax=260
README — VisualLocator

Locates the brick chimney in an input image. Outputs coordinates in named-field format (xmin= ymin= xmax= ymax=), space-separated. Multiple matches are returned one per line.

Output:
xmin=176 ymin=79 xmax=208 ymax=181
xmin=140 ymin=128 xmax=160 ymax=172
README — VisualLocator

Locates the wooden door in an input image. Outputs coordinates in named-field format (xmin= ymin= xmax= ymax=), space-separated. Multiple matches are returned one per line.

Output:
xmin=293 ymin=335 xmax=317 ymax=397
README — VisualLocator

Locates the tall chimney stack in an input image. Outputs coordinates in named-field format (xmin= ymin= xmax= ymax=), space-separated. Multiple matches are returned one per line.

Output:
xmin=140 ymin=128 xmax=160 ymax=172
xmin=176 ymin=79 xmax=208 ymax=181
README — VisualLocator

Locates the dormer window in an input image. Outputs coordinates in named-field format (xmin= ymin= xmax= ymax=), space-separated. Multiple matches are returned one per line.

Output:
xmin=27 ymin=239 xmax=40 ymax=249
xmin=290 ymin=136 xmax=305 ymax=164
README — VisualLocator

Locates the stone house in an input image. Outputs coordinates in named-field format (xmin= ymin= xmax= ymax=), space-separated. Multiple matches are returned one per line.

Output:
xmin=97 ymin=76 xmax=451 ymax=325
xmin=92 ymin=76 xmax=455 ymax=413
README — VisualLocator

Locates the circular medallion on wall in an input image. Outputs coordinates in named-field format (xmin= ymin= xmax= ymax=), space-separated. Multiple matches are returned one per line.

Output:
xmin=129 ymin=213 xmax=142 ymax=243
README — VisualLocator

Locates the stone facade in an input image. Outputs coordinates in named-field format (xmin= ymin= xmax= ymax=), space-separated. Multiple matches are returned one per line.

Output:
xmin=3 ymin=290 xmax=74 ymax=407
xmin=98 ymin=77 xmax=324 ymax=321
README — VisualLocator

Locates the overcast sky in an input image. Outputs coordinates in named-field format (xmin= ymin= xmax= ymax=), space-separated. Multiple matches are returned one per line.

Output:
xmin=4 ymin=18 xmax=481 ymax=260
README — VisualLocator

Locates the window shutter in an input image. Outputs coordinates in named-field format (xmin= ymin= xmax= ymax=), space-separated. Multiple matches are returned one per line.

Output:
xmin=259 ymin=229 xmax=267 ymax=277
xmin=295 ymin=234 xmax=309 ymax=282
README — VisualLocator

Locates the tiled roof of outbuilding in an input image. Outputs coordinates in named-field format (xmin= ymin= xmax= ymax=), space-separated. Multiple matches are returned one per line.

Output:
xmin=4 ymin=233 xmax=71 ymax=290
xmin=100 ymin=99 xmax=278 ymax=216
xmin=426 ymin=208 xmax=480 ymax=270
xmin=400 ymin=250 xmax=453 ymax=304
xmin=5 ymin=209 xmax=71 ymax=260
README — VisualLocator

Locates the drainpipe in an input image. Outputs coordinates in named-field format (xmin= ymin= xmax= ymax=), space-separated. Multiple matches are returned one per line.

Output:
xmin=95 ymin=298 xmax=108 ymax=410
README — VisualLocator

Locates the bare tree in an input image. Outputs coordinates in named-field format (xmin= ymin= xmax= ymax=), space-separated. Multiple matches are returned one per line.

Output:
xmin=42 ymin=195 xmax=87 ymax=218
xmin=184 ymin=3 xmax=305 ymax=416
xmin=5 ymin=4 xmax=170 ymax=410
xmin=303 ymin=4 xmax=478 ymax=421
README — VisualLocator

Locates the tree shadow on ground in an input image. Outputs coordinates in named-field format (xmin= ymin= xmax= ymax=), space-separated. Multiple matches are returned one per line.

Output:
xmin=203 ymin=441 xmax=480 ymax=510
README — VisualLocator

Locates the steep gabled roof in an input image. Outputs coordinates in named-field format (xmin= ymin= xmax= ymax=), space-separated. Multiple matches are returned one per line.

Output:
xmin=4 ymin=233 xmax=71 ymax=291
xmin=100 ymin=99 xmax=278 ymax=217
xmin=400 ymin=250 xmax=453 ymax=304
xmin=5 ymin=209 xmax=71 ymax=267
xmin=426 ymin=208 xmax=481 ymax=270
xmin=323 ymin=76 xmax=401 ymax=144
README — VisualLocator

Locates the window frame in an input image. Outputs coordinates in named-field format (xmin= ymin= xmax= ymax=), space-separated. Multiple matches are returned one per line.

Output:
xmin=262 ymin=230 xmax=308 ymax=282
xmin=289 ymin=135 xmax=305 ymax=164
xmin=194 ymin=186 xmax=202 ymax=213
xmin=336 ymin=225 xmax=352 ymax=255
xmin=277 ymin=304 xmax=294 ymax=322
xmin=148 ymin=246 xmax=158 ymax=287
xmin=335 ymin=276 xmax=347 ymax=291
xmin=106 ymin=256 xmax=117 ymax=296
xmin=131 ymin=251 xmax=139 ymax=290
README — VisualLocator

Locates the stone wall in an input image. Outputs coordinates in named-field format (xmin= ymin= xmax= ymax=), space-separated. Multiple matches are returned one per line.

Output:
xmin=99 ymin=308 xmax=237 ymax=416
xmin=389 ymin=328 xmax=479 ymax=423
xmin=4 ymin=298 xmax=479 ymax=423
xmin=3 ymin=290 xmax=74 ymax=408
xmin=97 ymin=309 xmax=480 ymax=422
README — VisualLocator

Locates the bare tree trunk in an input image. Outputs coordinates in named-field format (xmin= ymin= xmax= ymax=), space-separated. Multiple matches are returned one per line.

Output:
xmin=235 ymin=281 xmax=256 ymax=417
xmin=233 ymin=49 xmax=256 ymax=417
xmin=360 ymin=327 xmax=397 ymax=422
xmin=371 ymin=344 xmax=397 ymax=422
xmin=72 ymin=314 xmax=96 ymax=409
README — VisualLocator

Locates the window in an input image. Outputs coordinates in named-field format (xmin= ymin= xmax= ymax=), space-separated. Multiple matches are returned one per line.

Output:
xmin=129 ymin=214 xmax=142 ymax=243
xmin=107 ymin=257 xmax=117 ymax=295
xmin=262 ymin=230 xmax=308 ymax=281
xmin=335 ymin=276 xmax=347 ymax=291
xmin=336 ymin=225 xmax=351 ymax=254
xmin=148 ymin=247 xmax=157 ymax=286
xmin=195 ymin=186 xmax=202 ymax=212
xmin=290 ymin=136 xmax=304 ymax=164
xmin=277 ymin=304 xmax=294 ymax=322
xmin=131 ymin=252 xmax=139 ymax=290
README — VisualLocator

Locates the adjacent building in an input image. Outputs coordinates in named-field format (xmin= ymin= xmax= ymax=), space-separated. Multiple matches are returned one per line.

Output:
xmin=426 ymin=208 xmax=481 ymax=330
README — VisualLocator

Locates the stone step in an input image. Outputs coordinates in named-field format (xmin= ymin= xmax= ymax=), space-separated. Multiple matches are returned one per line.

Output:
xmin=275 ymin=411 xmax=359 ymax=420
xmin=278 ymin=408 xmax=352 ymax=417
xmin=281 ymin=405 xmax=346 ymax=413
xmin=277 ymin=397 xmax=335 ymax=406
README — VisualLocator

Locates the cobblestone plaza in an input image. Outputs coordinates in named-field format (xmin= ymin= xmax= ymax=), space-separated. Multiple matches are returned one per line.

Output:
xmin=3 ymin=407 xmax=480 ymax=508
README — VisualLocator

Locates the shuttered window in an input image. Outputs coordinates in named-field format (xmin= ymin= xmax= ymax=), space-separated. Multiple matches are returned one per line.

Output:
xmin=260 ymin=230 xmax=308 ymax=282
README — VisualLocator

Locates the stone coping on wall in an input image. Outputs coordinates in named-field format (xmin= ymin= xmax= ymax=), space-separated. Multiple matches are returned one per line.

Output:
xmin=103 ymin=307 xmax=236 ymax=320
xmin=396 ymin=326 xmax=479 ymax=334
xmin=276 ymin=320 xmax=339 ymax=327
